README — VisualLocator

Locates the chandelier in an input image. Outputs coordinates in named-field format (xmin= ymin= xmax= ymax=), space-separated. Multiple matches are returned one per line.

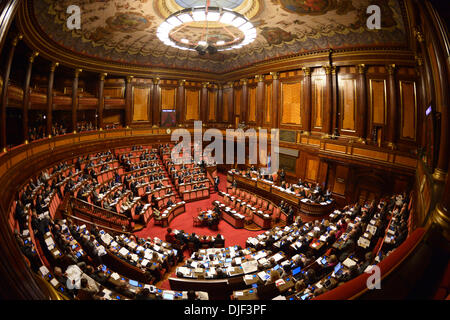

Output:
xmin=157 ymin=6 xmax=256 ymax=54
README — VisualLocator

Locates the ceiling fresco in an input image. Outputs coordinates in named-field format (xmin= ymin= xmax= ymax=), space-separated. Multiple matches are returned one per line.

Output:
xmin=31 ymin=0 xmax=409 ymax=74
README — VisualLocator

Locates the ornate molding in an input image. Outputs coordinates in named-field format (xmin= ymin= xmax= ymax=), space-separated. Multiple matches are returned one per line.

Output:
xmin=302 ymin=67 xmax=311 ymax=76
xmin=270 ymin=72 xmax=279 ymax=80
xmin=29 ymin=51 xmax=39 ymax=63
xmin=50 ymin=62 xmax=59 ymax=72
xmin=357 ymin=64 xmax=366 ymax=74
xmin=12 ymin=34 xmax=23 ymax=47
xmin=387 ymin=64 xmax=396 ymax=75
xmin=432 ymin=168 xmax=447 ymax=182
xmin=255 ymin=74 xmax=264 ymax=82
xmin=322 ymin=65 xmax=333 ymax=75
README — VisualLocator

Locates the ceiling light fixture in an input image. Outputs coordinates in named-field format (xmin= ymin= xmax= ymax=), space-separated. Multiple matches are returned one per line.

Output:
xmin=156 ymin=6 xmax=256 ymax=54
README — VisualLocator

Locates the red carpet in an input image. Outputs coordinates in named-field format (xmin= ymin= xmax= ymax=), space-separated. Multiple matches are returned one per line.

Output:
xmin=135 ymin=173 xmax=266 ymax=250
xmin=135 ymin=172 xmax=328 ymax=290
xmin=135 ymin=173 xmax=267 ymax=290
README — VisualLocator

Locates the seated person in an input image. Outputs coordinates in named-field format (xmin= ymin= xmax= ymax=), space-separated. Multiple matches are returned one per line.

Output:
xmin=76 ymin=278 xmax=99 ymax=300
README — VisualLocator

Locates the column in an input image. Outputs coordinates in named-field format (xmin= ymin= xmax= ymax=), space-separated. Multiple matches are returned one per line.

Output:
xmin=302 ymin=67 xmax=312 ymax=135
xmin=332 ymin=66 xmax=339 ymax=135
xmin=71 ymin=68 xmax=82 ymax=133
xmin=125 ymin=76 xmax=133 ymax=128
xmin=270 ymin=72 xmax=279 ymax=129
xmin=256 ymin=75 xmax=265 ymax=127
xmin=240 ymin=79 xmax=248 ymax=123
xmin=357 ymin=64 xmax=368 ymax=143
xmin=217 ymin=84 xmax=223 ymax=123
xmin=227 ymin=81 xmax=234 ymax=124
xmin=152 ymin=77 xmax=160 ymax=126
xmin=98 ymin=73 xmax=107 ymax=130
xmin=415 ymin=55 xmax=427 ymax=147
xmin=386 ymin=64 xmax=397 ymax=149
xmin=322 ymin=65 xmax=333 ymax=137
xmin=46 ymin=62 xmax=58 ymax=137
xmin=201 ymin=82 xmax=209 ymax=123
xmin=1 ymin=34 xmax=22 ymax=151
xmin=176 ymin=79 xmax=185 ymax=125
xmin=22 ymin=51 xmax=39 ymax=143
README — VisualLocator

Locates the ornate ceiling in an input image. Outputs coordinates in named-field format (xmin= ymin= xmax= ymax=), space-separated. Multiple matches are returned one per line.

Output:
xmin=29 ymin=0 xmax=409 ymax=74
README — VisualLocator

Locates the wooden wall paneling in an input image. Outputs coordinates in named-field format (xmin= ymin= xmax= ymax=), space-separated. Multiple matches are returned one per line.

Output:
xmin=333 ymin=164 xmax=349 ymax=196
xmin=247 ymin=85 xmax=257 ymax=124
xmin=399 ymin=80 xmax=417 ymax=141
xmin=185 ymin=87 xmax=200 ymax=121
xmin=305 ymin=157 xmax=319 ymax=182
xmin=131 ymin=85 xmax=150 ymax=122
xmin=233 ymin=86 xmax=241 ymax=123
xmin=161 ymin=87 xmax=176 ymax=111
xmin=339 ymin=77 xmax=357 ymax=135
xmin=208 ymin=87 xmax=216 ymax=122
xmin=318 ymin=159 xmax=329 ymax=189
xmin=280 ymin=79 xmax=302 ymax=128
xmin=312 ymin=75 xmax=325 ymax=132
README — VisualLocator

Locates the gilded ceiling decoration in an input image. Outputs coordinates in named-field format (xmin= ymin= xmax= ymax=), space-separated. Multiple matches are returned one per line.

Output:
xmin=32 ymin=0 xmax=408 ymax=73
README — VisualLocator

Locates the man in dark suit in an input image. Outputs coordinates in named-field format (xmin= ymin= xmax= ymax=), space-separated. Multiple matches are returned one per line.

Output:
xmin=214 ymin=175 xmax=220 ymax=192
xmin=338 ymin=230 xmax=357 ymax=262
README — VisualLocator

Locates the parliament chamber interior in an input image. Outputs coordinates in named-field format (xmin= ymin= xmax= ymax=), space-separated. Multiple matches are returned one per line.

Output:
xmin=0 ymin=0 xmax=449 ymax=302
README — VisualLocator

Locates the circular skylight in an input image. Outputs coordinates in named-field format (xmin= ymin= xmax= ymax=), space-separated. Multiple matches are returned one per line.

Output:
xmin=175 ymin=0 xmax=244 ymax=9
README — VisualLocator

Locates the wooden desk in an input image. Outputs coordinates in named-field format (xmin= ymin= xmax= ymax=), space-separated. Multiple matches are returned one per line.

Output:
xmin=220 ymin=205 xmax=245 ymax=229
xmin=155 ymin=202 xmax=186 ymax=227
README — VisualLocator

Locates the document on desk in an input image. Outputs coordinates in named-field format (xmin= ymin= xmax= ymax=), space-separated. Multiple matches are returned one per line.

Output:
xmin=39 ymin=266 xmax=50 ymax=276
xmin=343 ymin=258 xmax=357 ymax=269
xmin=110 ymin=272 xmax=120 ymax=281
xmin=367 ymin=225 xmax=377 ymax=235
xmin=273 ymin=253 xmax=283 ymax=262
xmin=257 ymin=271 xmax=270 ymax=281
xmin=242 ymin=260 xmax=258 ymax=274
xmin=118 ymin=247 xmax=129 ymax=256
